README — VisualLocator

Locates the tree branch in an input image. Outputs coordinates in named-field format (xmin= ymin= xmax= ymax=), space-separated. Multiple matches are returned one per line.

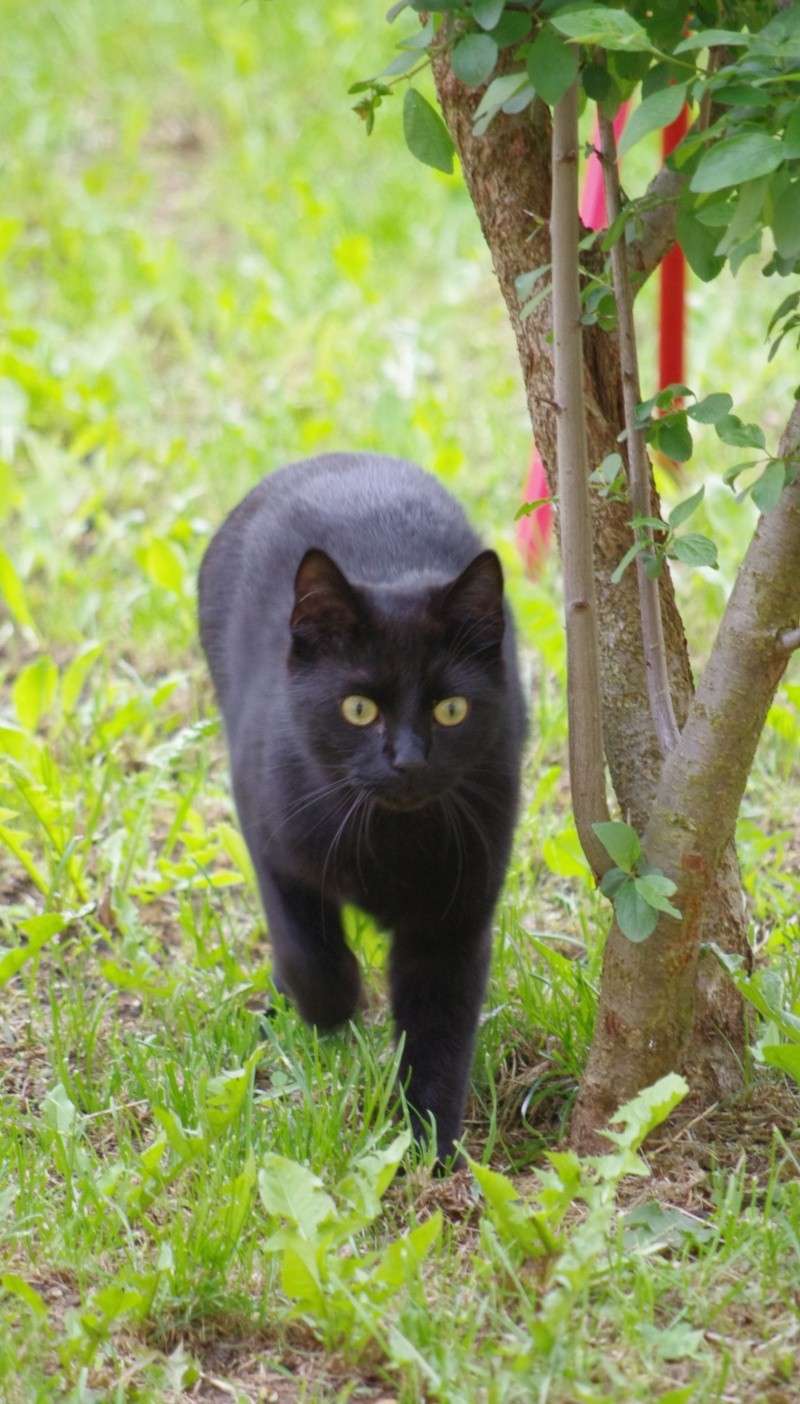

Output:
xmin=600 ymin=111 xmax=680 ymax=757
xmin=779 ymin=626 xmax=800 ymax=652
xmin=626 ymin=47 xmax=727 ymax=291
xmin=626 ymin=164 xmax=686 ymax=292
xmin=551 ymin=84 xmax=612 ymax=880
xmin=573 ymin=400 xmax=800 ymax=1143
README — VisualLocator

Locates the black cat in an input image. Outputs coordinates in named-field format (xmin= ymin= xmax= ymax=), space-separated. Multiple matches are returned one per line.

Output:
xmin=198 ymin=453 xmax=526 ymax=1161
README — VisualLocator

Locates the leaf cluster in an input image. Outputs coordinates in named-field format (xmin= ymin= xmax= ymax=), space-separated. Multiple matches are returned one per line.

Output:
xmin=593 ymin=820 xmax=681 ymax=942
xmin=366 ymin=3 xmax=800 ymax=372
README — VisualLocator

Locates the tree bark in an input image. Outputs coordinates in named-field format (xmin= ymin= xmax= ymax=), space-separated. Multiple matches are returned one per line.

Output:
xmin=430 ymin=61 xmax=749 ymax=1111
xmin=572 ymin=408 xmax=800 ymax=1147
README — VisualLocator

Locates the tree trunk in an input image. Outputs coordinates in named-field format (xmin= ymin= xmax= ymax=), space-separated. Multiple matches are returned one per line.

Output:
xmin=430 ymin=63 xmax=748 ymax=1114
xmin=572 ymin=407 xmax=800 ymax=1146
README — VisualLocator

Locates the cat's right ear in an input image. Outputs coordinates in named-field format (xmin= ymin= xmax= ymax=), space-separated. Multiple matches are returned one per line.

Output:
xmin=290 ymin=549 xmax=362 ymax=655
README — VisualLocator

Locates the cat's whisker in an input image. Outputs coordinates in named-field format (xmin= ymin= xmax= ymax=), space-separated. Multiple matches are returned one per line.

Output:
xmin=354 ymin=792 xmax=374 ymax=894
xmin=438 ymin=795 xmax=464 ymax=920
xmin=320 ymin=788 xmax=366 ymax=907
xmin=266 ymin=777 xmax=353 ymax=844
xmin=456 ymin=779 xmax=509 ymax=815
xmin=449 ymin=788 xmax=494 ymax=878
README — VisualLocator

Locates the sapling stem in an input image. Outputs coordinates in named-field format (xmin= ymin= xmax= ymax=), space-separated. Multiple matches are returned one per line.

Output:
xmin=599 ymin=109 xmax=681 ymax=758
xmin=551 ymin=82 xmax=611 ymax=879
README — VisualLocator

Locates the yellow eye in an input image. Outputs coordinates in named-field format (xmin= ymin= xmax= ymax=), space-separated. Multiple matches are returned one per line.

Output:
xmin=433 ymin=696 xmax=469 ymax=727
xmin=341 ymin=695 xmax=379 ymax=727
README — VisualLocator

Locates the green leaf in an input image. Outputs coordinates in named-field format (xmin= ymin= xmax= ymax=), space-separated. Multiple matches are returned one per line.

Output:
xmin=13 ymin=656 xmax=58 ymax=732
xmin=514 ymin=496 xmax=553 ymax=520
xmin=452 ymin=34 xmax=498 ymax=87
xmin=784 ymin=107 xmax=800 ymax=159
xmin=336 ymin=1131 xmax=410 ymax=1222
xmin=137 ymin=537 xmax=186 ymax=595
xmin=470 ymin=1159 xmax=519 ymax=1211
xmin=472 ymin=0 xmax=505 ymax=30
xmin=772 ymin=181 xmax=800 ymax=261
xmin=614 ymin=879 xmax=658 ymax=942
xmin=525 ymin=26 xmax=578 ymax=108
xmin=751 ymin=459 xmax=786 ymax=513
xmin=592 ymin=451 xmax=623 ymax=484
xmin=380 ymin=50 xmax=423 ymax=78
xmin=0 ymin=549 xmax=36 ymax=635
xmin=611 ymin=538 xmax=647 ymax=583
xmin=710 ymin=945 xmax=800 ymax=1043
xmin=550 ymin=7 xmax=653 ymax=52
xmin=767 ymin=289 xmax=800 ymax=337
xmin=618 ymin=84 xmax=687 ymax=158
xmin=43 ymin=1083 xmax=78 ymax=1138
xmin=61 ymin=641 xmax=102 ymax=715
xmin=669 ymin=533 xmax=719 ymax=568
xmin=515 ymin=264 xmax=550 ymax=301
xmin=258 ymin=1156 xmax=335 ymax=1238
xmin=592 ymin=820 xmax=641 ymax=873
xmin=668 ymin=485 xmax=704 ymax=528
xmin=1 ymin=1275 xmax=48 ymax=1319
xmin=203 ymin=1062 xmax=252 ymax=1133
xmin=651 ymin=413 xmax=693 ymax=463
xmin=472 ymin=71 xmax=528 ymax=125
xmin=372 ymin=1210 xmax=442 ymax=1289
xmin=760 ymin=1044 xmax=800 ymax=1086
xmin=602 ymin=1073 xmax=689 ymax=1153
xmin=280 ymin=1241 xmax=323 ymax=1307
xmin=714 ymin=414 xmax=766 ymax=450
xmin=500 ymin=81 xmax=534 ymax=116
xmin=0 ymin=913 xmax=66 ymax=986
xmin=599 ymin=865 xmax=629 ymax=898
xmin=402 ymin=89 xmax=455 ymax=174
xmin=691 ymin=132 xmax=784 ymax=194
xmin=634 ymin=872 xmax=681 ymax=919
xmin=715 ymin=177 xmax=767 ymax=258
xmin=674 ymin=28 xmax=750 ymax=53
xmin=676 ymin=205 xmax=725 ymax=282
xmin=722 ymin=460 xmax=758 ymax=488
xmin=623 ymin=1201 xmax=714 ymax=1250
xmin=491 ymin=12 xmax=532 ymax=47
xmin=713 ymin=83 xmax=772 ymax=109
xmin=687 ymin=392 xmax=732 ymax=424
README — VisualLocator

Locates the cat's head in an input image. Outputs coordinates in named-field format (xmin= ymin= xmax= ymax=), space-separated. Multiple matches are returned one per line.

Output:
xmin=287 ymin=548 xmax=508 ymax=810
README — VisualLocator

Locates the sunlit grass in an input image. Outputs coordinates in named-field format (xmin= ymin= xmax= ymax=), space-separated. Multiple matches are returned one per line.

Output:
xmin=0 ymin=1 xmax=799 ymax=1399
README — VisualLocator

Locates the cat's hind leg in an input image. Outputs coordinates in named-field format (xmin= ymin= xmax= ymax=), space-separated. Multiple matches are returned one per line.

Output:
xmin=257 ymin=868 xmax=361 ymax=1030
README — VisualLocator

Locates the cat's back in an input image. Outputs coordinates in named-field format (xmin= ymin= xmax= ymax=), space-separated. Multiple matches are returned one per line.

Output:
xmin=199 ymin=454 xmax=481 ymax=693
xmin=222 ymin=452 xmax=478 ymax=575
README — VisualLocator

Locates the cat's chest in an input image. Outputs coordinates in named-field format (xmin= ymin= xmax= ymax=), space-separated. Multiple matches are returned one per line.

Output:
xmin=327 ymin=802 xmax=497 ymax=923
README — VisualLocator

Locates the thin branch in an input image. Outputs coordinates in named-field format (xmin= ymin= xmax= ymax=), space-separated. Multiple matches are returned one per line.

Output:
xmin=551 ymin=82 xmax=612 ymax=880
xmin=627 ymin=47 xmax=726 ymax=291
xmin=599 ymin=109 xmax=680 ymax=758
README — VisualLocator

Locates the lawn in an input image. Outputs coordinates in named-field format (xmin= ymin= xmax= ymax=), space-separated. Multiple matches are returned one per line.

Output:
xmin=1 ymin=2 xmax=799 ymax=1400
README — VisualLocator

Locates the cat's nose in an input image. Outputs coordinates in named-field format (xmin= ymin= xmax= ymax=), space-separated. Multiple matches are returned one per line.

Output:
xmin=390 ymin=735 xmax=428 ymax=774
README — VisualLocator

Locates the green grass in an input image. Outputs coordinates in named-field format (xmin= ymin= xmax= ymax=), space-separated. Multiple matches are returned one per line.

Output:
xmin=1 ymin=2 xmax=800 ymax=1399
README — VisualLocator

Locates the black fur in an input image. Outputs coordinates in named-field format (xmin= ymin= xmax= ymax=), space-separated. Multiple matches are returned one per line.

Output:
xmin=198 ymin=453 xmax=526 ymax=1159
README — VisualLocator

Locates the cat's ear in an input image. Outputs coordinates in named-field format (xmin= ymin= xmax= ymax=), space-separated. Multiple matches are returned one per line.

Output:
xmin=290 ymin=549 xmax=362 ymax=652
xmin=437 ymin=550 xmax=505 ymax=653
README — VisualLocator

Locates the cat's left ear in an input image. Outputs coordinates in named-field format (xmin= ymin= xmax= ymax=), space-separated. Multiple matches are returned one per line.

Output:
xmin=437 ymin=550 xmax=505 ymax=651
xmin=290 ymin=549 xmax=363 ymax=654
